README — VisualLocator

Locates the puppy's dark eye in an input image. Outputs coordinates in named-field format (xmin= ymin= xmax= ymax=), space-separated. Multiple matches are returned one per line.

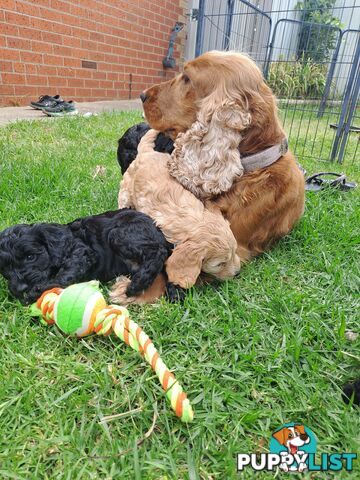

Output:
xmin=26 ymin=254 xmax=36 ymax=261
xmin=288 ymin=433 xmax=293 ymax=439
xmin=182 ymin=74 xmax=190 ymax=84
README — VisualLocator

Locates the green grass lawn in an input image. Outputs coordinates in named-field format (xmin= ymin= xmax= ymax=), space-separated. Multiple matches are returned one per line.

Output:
xmin=0 ymin=112 xmax=359 ymax=479
xmin=278 ymin=103 xmax=359 ymax=164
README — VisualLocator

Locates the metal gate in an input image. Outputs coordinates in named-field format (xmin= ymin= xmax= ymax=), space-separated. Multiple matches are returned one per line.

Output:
xmin=191 ymin=0 xmax=360 ymax=165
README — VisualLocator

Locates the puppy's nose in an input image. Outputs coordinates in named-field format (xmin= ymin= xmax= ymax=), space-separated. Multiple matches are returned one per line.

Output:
xmin=10 ymin=282 xmax=27 ymax=297
xmin=16 ymin=283 xmax=28 ymax=294
xmin=140 ymin=92 xmax=148 ymax=103
xmin=300 ymin=433 xmax=308 ymax=441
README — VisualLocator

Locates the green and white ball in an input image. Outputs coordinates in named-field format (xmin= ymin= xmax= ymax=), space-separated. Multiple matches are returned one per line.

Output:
xmin=54 ymin=281 xmax=107 ymax=337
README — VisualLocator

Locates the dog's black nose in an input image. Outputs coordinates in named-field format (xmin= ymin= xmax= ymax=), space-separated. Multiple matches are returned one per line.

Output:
xmin=10 ymin=282 xmax=28 ymax=298
xmin=140 ymin=92 xmax=148 ymax=103
xmin=300 ymin=433 xmax=308 ymax=441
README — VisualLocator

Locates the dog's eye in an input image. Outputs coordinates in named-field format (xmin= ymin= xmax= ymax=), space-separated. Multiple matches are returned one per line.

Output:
xmin=182 ymin=74 xmax=190 ymax=84
xmin=26 ymin=254 xmax=36 ymax=261
xmin=288 ymin=433 xmax=293 ymax=439
xmin=216 ymin=261 xmax=227 ymax=268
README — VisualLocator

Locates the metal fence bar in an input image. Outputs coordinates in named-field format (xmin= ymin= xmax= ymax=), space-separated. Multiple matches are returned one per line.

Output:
xmin=317 ymin=31 xmax=344 ymax=118
xmin=337 ymin=36 xmax=360 ymax=164
xmin=330 ymin=34 xmax=360 ymax=161
xmin=223 ymin=0 xmax=235 ymax=50
xmin=195 ymin=0 xmax=206 ymax=57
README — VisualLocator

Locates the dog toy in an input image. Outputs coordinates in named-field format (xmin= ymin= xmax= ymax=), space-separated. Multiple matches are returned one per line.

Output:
xmin=30 ymin=281 xmax=194 ymax=423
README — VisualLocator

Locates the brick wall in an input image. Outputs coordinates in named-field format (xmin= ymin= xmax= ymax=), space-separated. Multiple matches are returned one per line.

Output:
xmin=0 ymin=0 xmax=187 ymax=106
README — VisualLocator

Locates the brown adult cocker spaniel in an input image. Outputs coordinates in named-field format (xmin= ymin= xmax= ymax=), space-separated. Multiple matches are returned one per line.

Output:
xmin=142 ymin=50 xmax=305 ymax=259
xmin=113 ymin=51 xmax=305 ymax=303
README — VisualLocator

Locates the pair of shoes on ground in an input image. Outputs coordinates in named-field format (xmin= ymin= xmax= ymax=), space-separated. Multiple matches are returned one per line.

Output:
xmin=30 ymin=95 xmax=78 ymax=117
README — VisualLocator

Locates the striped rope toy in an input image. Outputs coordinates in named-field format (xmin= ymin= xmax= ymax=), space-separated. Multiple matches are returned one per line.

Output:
xmin=31 ymin=281 xmax=194 ymax=423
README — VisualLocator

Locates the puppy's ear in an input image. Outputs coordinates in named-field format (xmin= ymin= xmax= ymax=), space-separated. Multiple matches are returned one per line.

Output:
xmin=272 ymin=428 xmax=287 ymax=446
xmin=166 ymin=241 xmax=204 ymax=288
xmin=36 ymin=225 xmax=70 ymax=266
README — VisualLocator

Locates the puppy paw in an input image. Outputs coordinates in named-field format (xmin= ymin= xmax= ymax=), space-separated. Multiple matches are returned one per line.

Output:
xmin=165 ymin=282 xmax=186 ymax=303
xmin=298 ymin=463 xmax=307 ymax=473
xmin=110 ymin=276 xmax=140 ymax=305
xmin=280 ymin=463 xmax=289 ymax=472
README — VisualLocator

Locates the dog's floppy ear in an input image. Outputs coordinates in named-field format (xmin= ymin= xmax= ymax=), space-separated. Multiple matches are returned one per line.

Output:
xmin=165 ymin=241 xmax=204 ymax=289
xmin=36 ymin=224 xmax=70 ymax=266
xmin=169 ymin=96 xmax=251 ymax=198
xmin=294 ymin=425 xmax=306 ymax=435
xmin=272 ymin=428 xmax=287 ymax=446
xmin=0 ymin=234 xmax=12 ymax=272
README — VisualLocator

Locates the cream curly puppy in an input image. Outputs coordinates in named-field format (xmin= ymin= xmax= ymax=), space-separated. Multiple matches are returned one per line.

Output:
xmin=113 ymin=128 xmax=241 ymax=304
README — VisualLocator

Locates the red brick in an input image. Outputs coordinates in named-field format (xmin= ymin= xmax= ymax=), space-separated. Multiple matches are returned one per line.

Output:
xmin=5 ymin=11 xmax=30 ymax=26
xmin=43 ymin=54 xmax=63 ymax=66
xmin=52 ymin=44 xmax=73 ymax=57
xmin=75 ymin=87 xmax=92 ymax=96
xmin=25 ymin=64 xmax=38 ymax=74
xmin=13 ymin=62 xmax=26 ymax=73
xmin=0 ymin=23 xmax=19 ymax=37
xmin=2 ymin=48 xmax=21 ymax=60
xmin=15 ymin=1 xmax=40 ymax=16
xmin=0 ymin=84 xmax=15 ymax=95
xmin=33 ymin=0 xmax=51 ymax=7
xmin=63 ymin=57 xmax=80 ymax=68
xmin=48 ymin=75 xmax=67 ymax=86
xmin=13 ymin=85 xmax=41 ymax=98
xmin=48 ymin=0 xmax=71 ymax=13
xmin=41 ymin=31 xmax=63 ymax=44
xmin=62 ymin=36 xmax=81 ymax=48
xmin=51 ymin=21 xmax=73 ymax=37
xmin=56 ymin=67 xmax=75 ymax=77
xmin=2 ymin=0 xmax=16 ymax=9
xmin=71 ymin=27 xmax=89 ymax=40
xmin=67 ymin=77 xmax=84 ymax=87
xmin=2 ymin=72 xmax=26 ymax=84
xmin=0 ymin=61 xmax=13 ymax=72
xmin=20 ymin=51 xmax=43 ymax=63
xmin=38 ymin=65 xmax=56 ymax=75
xmin=26 ymin=75 xmax=49 ymax=86
xmin=6 ymin=36 xmax=31 ymax=50
xmin=67 ymin=3 xmax=81 ymax=17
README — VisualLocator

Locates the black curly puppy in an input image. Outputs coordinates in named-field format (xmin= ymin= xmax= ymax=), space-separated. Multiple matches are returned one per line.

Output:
xmin=117 ymin=122 xmax=174 ymax=174
xmin=0 ymin=209 xmax=177 ymax=304
xmin=342 ymin=379 xmax=360 ymax=406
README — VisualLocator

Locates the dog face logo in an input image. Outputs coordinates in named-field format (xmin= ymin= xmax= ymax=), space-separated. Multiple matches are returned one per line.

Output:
xmin=272 ymin=425 xmax=310 ymax=455
xmin=270 ymin=423 xmax=317 ymax=473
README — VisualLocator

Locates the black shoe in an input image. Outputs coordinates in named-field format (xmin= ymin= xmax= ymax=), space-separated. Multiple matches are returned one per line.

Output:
xmin=30 ymin=95 xmax=63 ymax=110
xmin=43 ymin=100 xmax=78 ymax=116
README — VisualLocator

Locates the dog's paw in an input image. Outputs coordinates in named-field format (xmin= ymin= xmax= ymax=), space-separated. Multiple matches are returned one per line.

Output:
xmin=110 ymin=276 xmax=140 ymax=305
xmin=165 ymin=282 xmax=186 ymax=303
xmin=280 ymin=463 xmax=289 ymax=472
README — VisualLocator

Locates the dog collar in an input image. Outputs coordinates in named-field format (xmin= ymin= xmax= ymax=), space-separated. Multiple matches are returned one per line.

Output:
xmin=241 ymin=138 xmax=288 ymax=172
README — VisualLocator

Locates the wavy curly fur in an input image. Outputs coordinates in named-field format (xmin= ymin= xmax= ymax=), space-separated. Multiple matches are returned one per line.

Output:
xmin=115 ymin=129 xmax=240 ymax=304
xmin=0 ymin=209 xmax=174 ymax=304
xmin=168 ymin=93 xmax=251 ymax=199
xmin=142 ymin=50 xmax=305 ymax=258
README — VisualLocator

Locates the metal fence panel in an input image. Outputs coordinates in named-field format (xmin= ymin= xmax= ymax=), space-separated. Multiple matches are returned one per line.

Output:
xmin=192 ymin=0 xmax=360 ymax=165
